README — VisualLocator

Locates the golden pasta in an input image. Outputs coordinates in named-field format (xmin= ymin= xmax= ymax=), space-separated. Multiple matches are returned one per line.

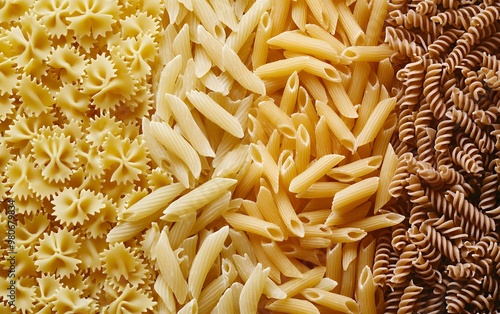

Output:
xmin=0 ymin=0 xmax=423 ymax=313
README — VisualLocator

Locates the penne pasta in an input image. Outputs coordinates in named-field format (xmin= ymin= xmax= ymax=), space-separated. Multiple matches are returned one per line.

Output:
xmin=291 ymin=0 xmax=307 ymax=30
xmin=365 ymin=0 xmax=389 ymax=46
xmin=258 ymin=99 xmax=296 ymax=139
xmin=279 ymin=266 xmax=326 ymax=297
xmin=222 ymin=45 xmax=266 ymax=95
xmin=331 ymin=177 xmax=379 ymax=215
xmin=255 ymin=56 xmax=310 ymax=79
xmin=374 ymin=144 xmax=398 ymax=213
xmin=357 ymin=266 xmax=377 ymax=314
xmin=316 ymin=101 xmax=356 ymax=152
xmin=302 ymin=288 xmax=360 ymax=313
xmin=266 ymin=298 xmax=321 ymax=314
xmin=186 ymin=90 xmax=244 ymax=138
xmin=223 ymin=210 xmax=285 ymax=241
xmin=162 ymin=177 xmax=237 ymax=221
xmin=239 ymin=263 xmax=270 ymax=314
xmin=329 ymin=227 xmax=367 ymax=243
xmin=268 ymin=30 xmax=340 ymax=63
xmin=289 ymin=154 xmax=344 ymax=194
xmin=324 ymin=80 xmax=358 ymax=119
xmin=335 ymin=0 xmax=366 ymax=46
xmin=327 ymin=156 xmax=382 ymax=182
xmin=341 ymin=45 xmax=394 ymax=62
xmin=356 ymin=97 xmax=396 ymax=147
xmin=341 ymin=213 xmax=406 ymax=232
xmin=252 ymin=11 xmax=272 ymax=69
xmin=188 ymin=226 xmax=229 ymax=299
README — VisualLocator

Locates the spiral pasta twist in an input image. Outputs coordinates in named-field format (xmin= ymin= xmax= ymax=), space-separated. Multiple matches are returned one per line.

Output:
xmin=420 ymin=218 xmax=461 ymax=261
xmin=479 ymin=171 xmax=499 ymax=210
xmin=471 ymin=5 xmax=500 ymax=29
xmin=447 ymin=107 xmax=495 ymax=153
xmin=398 ymin=280 xmax=424 ymax=314
xmin=446 ymin=277 xmax=482 ymax=313
xmin=431 ymin=5 xmax=482 ymax=28
xmin=446 ymin=190 xmax=496 ymax=236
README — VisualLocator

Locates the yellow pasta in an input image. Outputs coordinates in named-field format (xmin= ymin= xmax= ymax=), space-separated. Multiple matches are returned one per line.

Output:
xmin=342 ymin=45 xmax=394 ymax=62
xmin=254 ymin=56 xmax=310 ymax=79
xmin=331 ymin=177 xmax=380 ymax=215
xmin=302 ymin=288 xmax=360 ymax=313
xmin=223 ymin=210 xmax=284 ymax=241
xmin=316 ymin=101 xmax=356 ymax=152
xmin=356 ymin=97 xmax=396 ymax=147
xmin=289 ymin=154 xmax=344 ymax=193
xmin=327 ymin=156 xmax=382 ymax=182
xmin=239 ymin=263 xmax=270 ymax=314
xmin=222 ymin=45 xmax=266 ymax=95
xmin=252 ymin=11 xmax=272 ymax=69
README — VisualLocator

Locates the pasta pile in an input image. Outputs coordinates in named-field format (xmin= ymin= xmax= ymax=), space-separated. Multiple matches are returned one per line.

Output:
xmin=379 ymin=0 xmax=500 ymax=313
xmin=0 ymin=0 xmax=407 ymax=312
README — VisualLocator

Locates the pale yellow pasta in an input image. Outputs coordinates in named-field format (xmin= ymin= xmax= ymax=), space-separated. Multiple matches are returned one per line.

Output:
xmin=289 ymin=154 xmax=344 ymax=193
xmin=198 ymin=259 xmax=237 ymax=314
xmin=276 ymin=186 xmax=305 ymax=237
xmin=356 ymin=97 xmax=396 ymax=147
xmin=212 ymin=284 xmax=236 ymax=314
xmin=327 ymin=156 xmax=382 ymax=182
xmin=372 ymin=112 xmax=397 ymax=157
xmin=190 ymin=191 xmax=232 ymax=235
xmin=340 ymin=242 xmax=358 ymax=297
xmin=162 ymin=178 xmax=237 ymax=221
xmin=298 ymin=209 xmax=331 ymax=225
xmin=169 ymin=212 xmax=197 ymax=250
xmin=267 ymin=31 xmax=340 ymax=63
xmin=305 ymin=23 xmax=346 ymax=54
xmin=315 ymin=116 xmax=333 ymax=158
xmin=173 ymin=24 xmax=192 ymax=69
xmin=342 ymin=45 xmax=394 ymax=62
xmin=278 ymin=266 xmax=326 ymax=297
xmin=326 ymin=201 xmax=372 ymax=226
xmin=233 ymin=160 xmax=264 ymax=198
xmin=154 ymin=275 xmax=176 ymax=314
xmin=226 ymin=0 xmax=271 ymax=53
xmin=229 ymin=229 xmax=257 ymax=264
xmin=222 ymin=45 xmax=266 ymax=95
xmin=305 ymin=0 xmax=328 ymax=29
xmin=357 ymin=266 xmax=377 ymax=314
xmin=166 ymin=94 xmax=215 ymax=157
xmin=194 ymin=45 xmax=212 ymax=78
xmin=295 ymin=124 xmax=311 ymax=174
xmin=335 ymin=0 xmax=366 ymax=46
xmin=331 ymin=177 xmax=379 ymax=215
xmin=232 ymin=253 xmax=286 ymax=299
xmin=353 ymin=0 xmax=370 ymax=31
xmin=266 ymin=298 xmax=321 ymax=314
xmin=280 ymin=71 xmax=300 ymax=115
xmin=356 ymin=235 xmax=376 ymax=278
xmin=316 ymin=101 xmax=356 ymax=152
xmin=374 ymin=144 xmax=398 ymax=213
xmin=209 ymin=0 xmax=238 ymax=30
xmin=188 ymin=226 xmax=229 ymax=299
xmin=248 ymin=234 xmax=281 ymax=282
xmin=255 ymin=186 xmax=288 ymax=233
xmin=329 ymin=227 xmax=367 ymax=243
xmin=341 ymin=213 xmax=406 ymax=232
xmin=365 ymin=0 xmax=388 ymax=46
xmin=177 ymin=299 xmax=198 ymax=314
xmin=192 ymin=0 xmax=225 ymax=40
xmin=322 ymin=0 xmax=339 ymax=34
xmin=314 ymin=277 xmax=339 ymax=291
xmin=258 ymin=99 xmax=296 ymax=139
xmin=156 ymin=55 xmax=183 ymax=121
xmin=302 ymin=288 xmax=360 ymax=313
xmin=326 ymin=244 xmax=342 ymax=293
xmin=303 ymin=224 xmax=332 ymax=237
xmin=223 ymin=210 xmax=285 ymax=241
xmin=149 ymin=121 xmax=202 ymax=180
xmin=252 ymin=11 xmax=272 ymax=69
xmin=284 ymin=51 xmax=341 ymax=82
xmin=120 ymin=183 xmax=185 ymax=222
xmin=300 ymin=236 xmax=332 ymax=249
xmin=250 ymin=142 xmax=280 ymax=193
xmin=291 ymin=0 xmax=307 ymax=30
xmin=254 ymin=56 xmax=309 ymax=79
xmin=186 ymin=90 xmax=244 ymax=138
xmin=352 ymin=72 xmax=380 ymax=136
xmin=324 ymin=80 xmax=358 ymax=119
xmin=377 ymin=58 xmax=394 ymax=91
xmin=239 ymin=263 xmax=270 ymax=314
xmin=261 ymin=238 xmax=303 ymax=278
xmin=155 ymin=228 xmax=189 ymax=304
xmin=347 ymin=62 xmax=371 ymax=106
xmin=196 ymin=25 xmax=226 ymax=71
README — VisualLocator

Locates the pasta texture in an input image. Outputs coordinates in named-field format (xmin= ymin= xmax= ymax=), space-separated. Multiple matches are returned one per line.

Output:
xmin=0 ymin=0 xmax=431 ymax=313
xmin=379 ymin=0 xmax=500 ymax=313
